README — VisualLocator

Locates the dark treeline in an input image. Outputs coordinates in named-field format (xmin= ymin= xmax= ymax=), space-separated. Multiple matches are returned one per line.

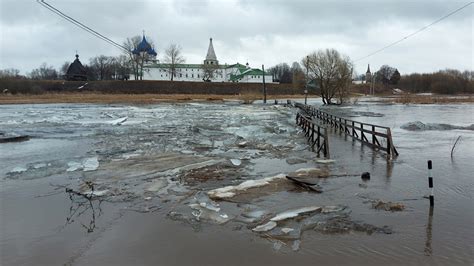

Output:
xmin=398 ymin=69 xmax=473 ymax=94
xmin=267 ymin=62 xmax=306 ymax=91
xmin=0 ymin=54 xmax=131 ymax=81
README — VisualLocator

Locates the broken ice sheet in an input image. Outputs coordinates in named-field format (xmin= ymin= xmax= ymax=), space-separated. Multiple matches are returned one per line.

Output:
xmin=83 ymin=157 xmax=99 ymax=171
xmin=189 ymin=204 xmax=231 ymax=224
xmin=66 ymin=157 xmax=99 ymax=172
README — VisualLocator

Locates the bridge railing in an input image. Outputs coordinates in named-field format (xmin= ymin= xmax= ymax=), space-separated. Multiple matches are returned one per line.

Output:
xmin=292 ymin=101 xmax=398 ymax=157
xmin=295 ymin=112 xmax=330 ymax=158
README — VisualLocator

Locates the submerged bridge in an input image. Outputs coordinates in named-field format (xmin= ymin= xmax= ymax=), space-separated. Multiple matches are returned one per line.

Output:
xmin=288 ymin=100 xmax=398 ymax=159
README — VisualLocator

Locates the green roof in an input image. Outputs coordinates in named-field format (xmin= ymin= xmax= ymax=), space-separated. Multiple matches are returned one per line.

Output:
xmin=226 ymin=63 xmax=246 ymax=69
xmin=229 ymin=68 xmax=270 ymax=81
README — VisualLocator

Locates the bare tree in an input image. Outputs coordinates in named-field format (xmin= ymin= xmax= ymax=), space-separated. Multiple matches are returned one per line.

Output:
xmin=29 ymin=63 xmax=58 ymax=80
xmin=0 ymin=68 xmax=21 ymax=79
xmin=89 ymin=55 xmax=116 ymax=80
xmin=291 ymin=62 xmax=305 ymax=90
xmin=59 ymin=62 xmax=70 ymax=78
xmin=113 ymin=55 xmax=132 ymax=80
xmin=202 ymin=63 xmax=219 ymax=82
xmin=163 ymin=43 xmax=185 ymax=81
xmin=304 ymin=49 xmax=353 ymax=105
xmin=376 ymin=65 xmax=397 ymax=85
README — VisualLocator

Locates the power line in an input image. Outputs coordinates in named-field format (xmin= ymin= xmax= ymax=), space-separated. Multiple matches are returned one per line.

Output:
xmin=354 ymin=1 xmax=473 ymax=62
xmin=37 ymin=0 xmax=130 ymax=53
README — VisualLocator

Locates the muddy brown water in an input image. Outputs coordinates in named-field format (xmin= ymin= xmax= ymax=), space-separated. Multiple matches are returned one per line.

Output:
xmin=1 ymin=100 xmax=473 ymax=265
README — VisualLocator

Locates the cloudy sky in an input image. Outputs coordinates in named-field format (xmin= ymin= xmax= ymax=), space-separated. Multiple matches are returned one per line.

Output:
xmin=0 ymin=0 xmax=472 ymax=76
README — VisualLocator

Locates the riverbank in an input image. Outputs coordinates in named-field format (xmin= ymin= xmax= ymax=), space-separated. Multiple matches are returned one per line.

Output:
xmin=0 ymin=93 xmax=307 ymax=104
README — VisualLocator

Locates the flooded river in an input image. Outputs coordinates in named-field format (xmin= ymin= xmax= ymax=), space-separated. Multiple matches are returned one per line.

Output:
xmin=1 ymin=98 xmax=473 ymax=265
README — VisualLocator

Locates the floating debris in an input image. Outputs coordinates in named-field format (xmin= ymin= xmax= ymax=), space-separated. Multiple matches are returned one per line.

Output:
xmin=372 ymin=200 xmax=405 ymax=212
xmin=361 ymin=172 xmax=371 ymax=181
xmin=286 ymin=175 xmax=323 ymax=193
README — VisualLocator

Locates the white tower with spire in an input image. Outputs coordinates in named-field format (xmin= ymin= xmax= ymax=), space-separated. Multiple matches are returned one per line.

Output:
xmin=204 ymin=38 xmax=218 ymax=65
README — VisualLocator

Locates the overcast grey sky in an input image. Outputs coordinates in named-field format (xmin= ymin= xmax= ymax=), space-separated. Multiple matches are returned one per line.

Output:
xmin=0 ymin=0 xmax=472 ymax=76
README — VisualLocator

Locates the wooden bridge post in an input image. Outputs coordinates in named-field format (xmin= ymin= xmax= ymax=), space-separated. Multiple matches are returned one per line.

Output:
xmin=372 ymin=125 xmax=376 ymax=145
xmin=324 ymin=127 xmax=330 ymax=158
xmin=317 ymin=126 xmax=321 ymax=149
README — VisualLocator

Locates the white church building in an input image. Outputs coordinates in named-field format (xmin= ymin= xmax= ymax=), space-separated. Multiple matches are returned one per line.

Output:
xmin=140 ymin=38 xmax=274 ymax=83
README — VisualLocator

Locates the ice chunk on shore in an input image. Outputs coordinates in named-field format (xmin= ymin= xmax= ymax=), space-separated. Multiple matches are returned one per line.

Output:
xmin=270 ymin=206 xmax=322 ymax=222
xmin=207 ymin=174 xmax=286 ymax=199
xmin=252 ymin=221 xmax=277 ymax=232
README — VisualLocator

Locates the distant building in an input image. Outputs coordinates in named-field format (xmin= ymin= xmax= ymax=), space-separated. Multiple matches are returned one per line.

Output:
xmin=132 ymin=35 xmax=157 ymax=58
xmin=138 ymin=38 xmax=273 ymax=83
xmin=65 ymin=54 xmax=87 ymax=81
xmin=365 ymin=64 xmax=372 ymax=83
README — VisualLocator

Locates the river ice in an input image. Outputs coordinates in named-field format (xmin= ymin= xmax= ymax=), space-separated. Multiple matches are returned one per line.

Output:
xmin=1 ymin=99 xmax=473 ymax=265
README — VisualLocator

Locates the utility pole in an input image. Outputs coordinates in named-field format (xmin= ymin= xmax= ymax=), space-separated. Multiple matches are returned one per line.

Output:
xmin=304 ymin=56 xmax=309 ymax=105
xmin=262 ymin=64 xmax=267 ymax=104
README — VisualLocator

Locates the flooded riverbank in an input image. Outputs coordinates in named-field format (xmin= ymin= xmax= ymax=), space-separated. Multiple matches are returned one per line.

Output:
xmin=1 ymin=98 xmax=473 ymax=265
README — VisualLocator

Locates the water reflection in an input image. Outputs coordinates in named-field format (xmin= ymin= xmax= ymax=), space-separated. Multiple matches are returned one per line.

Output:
xmin=424 ymin=207 xmax=434 ymax=256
